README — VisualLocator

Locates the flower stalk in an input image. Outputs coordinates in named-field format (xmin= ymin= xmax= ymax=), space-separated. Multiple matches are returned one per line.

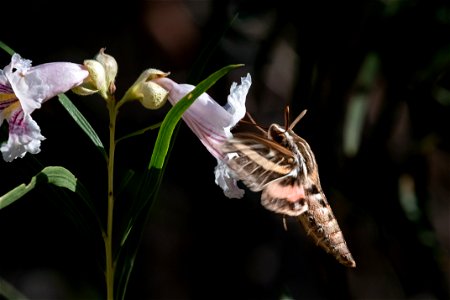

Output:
xmin=104 ymin=93 xmax=119 ymax=300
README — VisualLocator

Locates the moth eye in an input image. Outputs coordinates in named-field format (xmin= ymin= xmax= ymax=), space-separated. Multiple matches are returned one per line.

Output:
xmin=271 ymin=134 xmax=284 ymax=144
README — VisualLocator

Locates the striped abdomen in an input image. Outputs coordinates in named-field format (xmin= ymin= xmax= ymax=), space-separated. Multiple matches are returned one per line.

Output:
xmin=298 ymin=188 xmax=356 ymax=268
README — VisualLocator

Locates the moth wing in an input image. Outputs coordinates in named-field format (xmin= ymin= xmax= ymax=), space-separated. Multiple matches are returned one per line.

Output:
xmin=261 ymin=177 xmax=309 ymax=216
xmin=221 ymin=133 xmax=297 ymax=192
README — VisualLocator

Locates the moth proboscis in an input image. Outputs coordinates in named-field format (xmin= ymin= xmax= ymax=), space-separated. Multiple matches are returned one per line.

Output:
xmin=221 ymin=107 xmax=356 ymax=268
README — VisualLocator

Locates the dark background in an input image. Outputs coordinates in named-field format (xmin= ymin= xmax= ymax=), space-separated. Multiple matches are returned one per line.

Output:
xmin=1 ymin=0 xmax=449 ymax=299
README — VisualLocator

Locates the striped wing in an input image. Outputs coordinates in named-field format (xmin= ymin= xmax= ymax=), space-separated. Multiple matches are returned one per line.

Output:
xmin=221 ymin=132 xmax=297 ymax=192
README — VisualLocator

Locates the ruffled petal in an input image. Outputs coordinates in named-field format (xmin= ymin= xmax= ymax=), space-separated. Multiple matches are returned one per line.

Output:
xmin=214 ymin=159 xmax=245 ymax=198
xmin=3 ymin=53 xmax=89 ymax=114
xmin=154 ymin=74 xmax=252 ymax=198
xmin=1 ymin=108 xmax=45 ymax=162
xmin=223 ymin=73 xmax=251 ymax=133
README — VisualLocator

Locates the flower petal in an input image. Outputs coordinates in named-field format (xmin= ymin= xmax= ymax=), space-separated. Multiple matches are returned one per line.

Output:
xmin=223 ymin=73 xmax=251 ymax=133
xmin=1 ymin=108 xmax=45 ymax=162
xmin=214 ymin=159 xmax=245 ymax=198
xmin=154 ymin=74 xmax=251 ymax=160
xmin=154 ymin=74 xmax=252 ymax=198
xmin=4 ymin=53 xmax=89 ymax=115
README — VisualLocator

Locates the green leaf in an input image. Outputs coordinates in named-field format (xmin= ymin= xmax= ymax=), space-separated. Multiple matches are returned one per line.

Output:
xmin=0 ymin=165 xmax=102 ymax=233
xmin=115 ymin=167 xmax=163 ymax=300
xmin=1 ymin=166 xmax=77 ymax=210
xmin=0 ymin=276 xmax=28 ymax=300
xmin=58 ymin=94 xmax=107 ymax=160
xmin=0 ymin=40 xmax=15 ymax=55
xmin=149 ymin=63 xmax=244 ymax=169
xmin=115 ymin=64 xmax=244 ymax=300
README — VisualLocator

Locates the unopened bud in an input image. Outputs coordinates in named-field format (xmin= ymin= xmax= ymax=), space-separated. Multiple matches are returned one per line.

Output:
xmin=95 ymin=48 xmax=118 ymax=93
xmin=122 ymin=68 xmax=170 ymax=109
xmin=82 ymin=59 xmax=108 ymax=98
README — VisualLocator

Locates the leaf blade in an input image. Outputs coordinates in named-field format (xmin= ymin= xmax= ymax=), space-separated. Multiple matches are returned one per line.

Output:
xmin=58 ymin=94 xmax=107 ymax=160
xmin=115 ymin=64 xmax=244 ymax=300
xmin=1 ymin=166 xmax=77 ymax=210
xmin=0 ymin=40 xmax=15 ymax=55
xmin=149 ymin=63 xmax=243 ymax=169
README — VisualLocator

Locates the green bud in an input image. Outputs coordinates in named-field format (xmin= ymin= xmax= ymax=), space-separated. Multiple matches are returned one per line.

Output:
xmin=122 ymin=68 xmax=170 ymax=109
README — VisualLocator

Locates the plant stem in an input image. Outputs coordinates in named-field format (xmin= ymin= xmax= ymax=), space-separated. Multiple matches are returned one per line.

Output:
xmin=104 ymin=98 xmax=118 ymax=300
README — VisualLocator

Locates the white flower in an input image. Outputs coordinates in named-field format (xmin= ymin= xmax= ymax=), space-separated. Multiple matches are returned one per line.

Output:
xmin=0 ymin=53 xmax=89 ymax=161
xmin=153 ymin=74 xmax=252 ymax=198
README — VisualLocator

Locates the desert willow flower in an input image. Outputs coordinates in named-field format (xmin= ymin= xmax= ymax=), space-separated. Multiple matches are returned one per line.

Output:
xmin=0 ymin=53 xmax=88 ymax=161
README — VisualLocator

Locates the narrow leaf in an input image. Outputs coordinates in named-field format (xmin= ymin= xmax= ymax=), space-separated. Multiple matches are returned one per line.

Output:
xmin=1 ymin=166 xmax=77 ymax=210
xmin=115 ymin=64 xmax=243 ymax=299
xmin=0 ymin=277 xmax=28 ymax=300
xmin=149 ymin=63 xmax=243 ymax=169
xmin=0 ymin=40 xmax=15 ymax=55
xmin=58 ymin=94 xmax=107 ymax=160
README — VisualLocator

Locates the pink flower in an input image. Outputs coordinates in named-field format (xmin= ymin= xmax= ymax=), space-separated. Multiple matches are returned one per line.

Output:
xmin=0 ymin=53 xmax=89 ymax=161
xmin=153 ymin=74 xmax=252 ymax=198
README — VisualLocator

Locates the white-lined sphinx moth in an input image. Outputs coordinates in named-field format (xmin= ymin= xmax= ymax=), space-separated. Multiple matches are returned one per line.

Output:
xmin=221 ymin=108 xmax=356 ymax=268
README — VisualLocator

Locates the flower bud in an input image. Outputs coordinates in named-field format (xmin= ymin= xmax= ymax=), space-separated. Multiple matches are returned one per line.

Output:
xmin=95 ymin=48 xmax=118 ymax=94
xmin=122 ymin=68 xmax=170 ymax=109
xmin=80 ymin=59 xmax=108 ymax=98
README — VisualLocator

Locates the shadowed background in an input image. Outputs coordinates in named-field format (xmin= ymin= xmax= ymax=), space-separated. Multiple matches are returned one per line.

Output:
xmin=1 ymin=0 xmax=449 ymax=299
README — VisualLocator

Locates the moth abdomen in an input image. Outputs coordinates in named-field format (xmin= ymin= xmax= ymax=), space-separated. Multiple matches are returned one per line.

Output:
xmin=299 ymin=196 xmax=356 ymax=268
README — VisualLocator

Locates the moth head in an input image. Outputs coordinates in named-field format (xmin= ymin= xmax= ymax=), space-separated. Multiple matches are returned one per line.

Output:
xmin=268 ymin=123 xmax=289 ymax=145
xmin=268 ymin=109 xmax=308 ymax=144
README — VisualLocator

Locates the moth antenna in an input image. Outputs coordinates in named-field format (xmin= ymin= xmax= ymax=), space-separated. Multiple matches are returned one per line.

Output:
xmin=284 ymin=106 xmax=290 ymax=131
xmin=241 ymin=112 xmax=267 ymax=134
xmin=283 ymin=216 xmax=288 ymax=231
xmin=289 ymin=109 xmax=308 ymax=130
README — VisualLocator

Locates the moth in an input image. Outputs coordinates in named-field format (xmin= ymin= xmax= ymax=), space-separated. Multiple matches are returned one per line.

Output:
xmin=221 ymin=108 xmax=356 ymax=268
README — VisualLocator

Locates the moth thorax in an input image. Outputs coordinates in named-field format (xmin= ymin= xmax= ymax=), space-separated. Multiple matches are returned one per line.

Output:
xmin=268 ymin=123 xmax=290 ymax=146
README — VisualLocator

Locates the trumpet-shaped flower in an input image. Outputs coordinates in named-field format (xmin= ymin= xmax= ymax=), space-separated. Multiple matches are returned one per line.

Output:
xmin=0 ymin=53 xmax=89 ymax=162
xmin=153 ymin=74 xmax=252 ymax=198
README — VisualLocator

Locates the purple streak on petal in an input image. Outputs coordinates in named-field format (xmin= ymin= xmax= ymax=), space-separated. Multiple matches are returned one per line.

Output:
xmin=0 ymin=98 xmax=18 ymax=110
xmin=183 ymin=115 xmax=227 ymax=160
xmin=1 ymin=108 xmax=45 ymax=162
xmin=0 ymin=83 xmax=13 ymax=93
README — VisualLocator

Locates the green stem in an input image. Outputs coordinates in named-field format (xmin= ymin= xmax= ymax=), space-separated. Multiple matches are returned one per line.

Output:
xmin=104 ymin=97 xmax=118 ymax=300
